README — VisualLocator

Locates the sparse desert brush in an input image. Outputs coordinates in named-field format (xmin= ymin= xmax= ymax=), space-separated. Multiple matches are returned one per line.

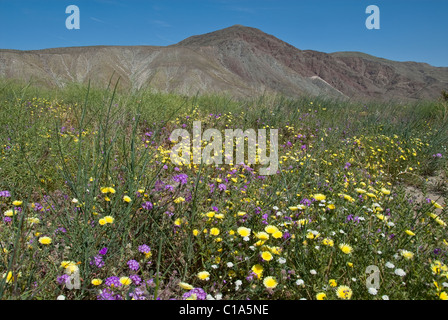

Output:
xmin=0 ymin=81 xmax=447 ymax=300
xmin=441 ymin=90 xmax=448 ymax=102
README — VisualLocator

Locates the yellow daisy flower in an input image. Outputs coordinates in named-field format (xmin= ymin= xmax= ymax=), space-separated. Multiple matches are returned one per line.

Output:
xmin=339 ymin=243 xmax=353 ymax=254
xmin=38 ymin=237 xmax=52 ymax=245
xmin=197 ymin=271 xmax=210 ymax=280
xmin=263 ymin=276 xmax=278 ymax=289
xmin=336 ymin=285 xmax=353 ymax=300
xmin=316 ymin=292 xmax=327 ymax=300
xmin=261 ymin=251 xmax=273 ymax=262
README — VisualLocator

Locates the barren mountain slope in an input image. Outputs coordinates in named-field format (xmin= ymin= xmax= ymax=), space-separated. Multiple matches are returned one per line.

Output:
xmin=1 ymin=25 xmax=447 ymax=100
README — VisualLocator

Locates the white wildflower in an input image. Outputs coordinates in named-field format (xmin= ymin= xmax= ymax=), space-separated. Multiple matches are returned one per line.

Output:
xmin=394 ymin=268 xmax=406 ymax=277
xmin=368 ymin=287 xmax=378 ymax=295
xmin=296 ymin=279 xmax=304 ymax=286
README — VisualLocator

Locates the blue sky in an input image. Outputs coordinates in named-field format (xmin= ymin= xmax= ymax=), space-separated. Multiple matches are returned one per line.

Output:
xmin=0 ymin=0 xmax=447 ymax=66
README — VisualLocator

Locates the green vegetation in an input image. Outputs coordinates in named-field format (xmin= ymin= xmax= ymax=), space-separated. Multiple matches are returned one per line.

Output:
xmin=0 ymin=80 xmax=447 ymax=300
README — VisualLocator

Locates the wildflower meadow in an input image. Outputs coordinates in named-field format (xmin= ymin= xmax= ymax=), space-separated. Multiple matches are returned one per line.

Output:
xmin=0 ymin=80 xmax=447 ymax=300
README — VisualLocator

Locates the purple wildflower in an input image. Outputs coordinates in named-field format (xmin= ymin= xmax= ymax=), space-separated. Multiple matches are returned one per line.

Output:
xmin=130 ymin=274 xmax=142 ymax=285
xmin=105 ymin=276 xmax=122 ymax=288
xmin=56 ymin=274 xmax=70 ymax=285
xmin=142 ymin=201 xmax=153 ymax=211
xmin=127 ymin=259 xmax=140 ymax=271
xmin=33 ymin=203 xmax=43 ymax=212
xmin=173 ymin=174 xmax=188 ymax=185
xmin=183 ymin=288 xmax=207 ymax=300
xmin=138 ymin=244 xmax=151 ymax=254
xmin=90 ymin=255 xmax=105 ymax=268
xmin=0 ymin=191 xmax=11 ymax=197
xmin=300 ymin=198 xmax=312 ymax=206
xmin=55 ymin=227 xmax=67 ymax=235
xmin=129 ymin=287 xmax=146 ymax=300
xmin=97 ymin=288 xmax=123 ymax=300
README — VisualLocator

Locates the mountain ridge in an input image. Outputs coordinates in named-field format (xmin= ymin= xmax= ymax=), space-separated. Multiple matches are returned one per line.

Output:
xmin=1 ymin=25 xmax=446 ymax=101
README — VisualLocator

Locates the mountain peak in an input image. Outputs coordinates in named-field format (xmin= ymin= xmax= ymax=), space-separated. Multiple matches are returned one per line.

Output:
xmin=175 ymin=25 xmax=294 ymax=49
xmin=229 ymin=24 xmax=246 ymax=28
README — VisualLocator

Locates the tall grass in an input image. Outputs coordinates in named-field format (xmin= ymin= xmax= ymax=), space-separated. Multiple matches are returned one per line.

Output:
xmin=0 ymin=79 xmax=447 ymax=300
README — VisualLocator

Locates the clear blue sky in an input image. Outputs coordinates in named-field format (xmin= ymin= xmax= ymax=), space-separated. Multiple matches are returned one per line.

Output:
xmin=1 ymin=0 xmax=447 ymax=66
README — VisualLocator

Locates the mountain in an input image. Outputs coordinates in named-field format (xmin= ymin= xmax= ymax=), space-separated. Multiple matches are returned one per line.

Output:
xmin=1 ymin=25 xmax=447 ymax=101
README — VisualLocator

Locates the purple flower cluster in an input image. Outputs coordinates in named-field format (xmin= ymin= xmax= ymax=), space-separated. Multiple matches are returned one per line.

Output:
xmin=90 ymin=247 xmax=108 ymax=268
xmin=261 ymin=213 xmax=269 ymax=225
xmin=56 ymin=274 xmax=70 ymax=285
xmin=105 ymin=276 xmax=122 ymax=287
xmin=300 ymin=198 xmax=312 ymax=207
xmin=33 ymin=202 xmax=44 ymax=211
xmin=246 ymin=272 xmax=257 ymax=282
xmin=129 ymin=287 xmax=147 ymax=300
xmin=183 ymin=288 xmax=207 ymax=300
xmin=346 ymin=214 xmax=360 ymax=223
xmin=142 ymin=201 xmax=153 ymax=210
xmin=55 ymin=227 xmax=67 ymax=234
xmin=0 ymin=190 xmax=11 ymax=197
xmin=90 ymin=255 xmax=105 ymax=268
xmin=97 ymin=288 xmax=123 ymax=300
xmin=130 ymin=274 xmax=142 ymax=285
xmin=138 ymin=244 xmax=151 ymax=254
xmin=173 ymin=173 xmax=188 ymax=185
xmin=127 ymin=259 xmax=140 ymax=271
xmin=165 ymin=211 xmax=174 ymax=217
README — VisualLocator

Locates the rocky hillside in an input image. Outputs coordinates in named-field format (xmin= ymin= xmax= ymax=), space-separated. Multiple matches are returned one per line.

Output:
xmin=1 ymin=25 xmax=447 ymax=101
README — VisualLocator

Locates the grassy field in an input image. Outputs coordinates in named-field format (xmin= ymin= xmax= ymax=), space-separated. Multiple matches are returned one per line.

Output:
xmin=0 ymin=79 xmax=447 ymax=300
